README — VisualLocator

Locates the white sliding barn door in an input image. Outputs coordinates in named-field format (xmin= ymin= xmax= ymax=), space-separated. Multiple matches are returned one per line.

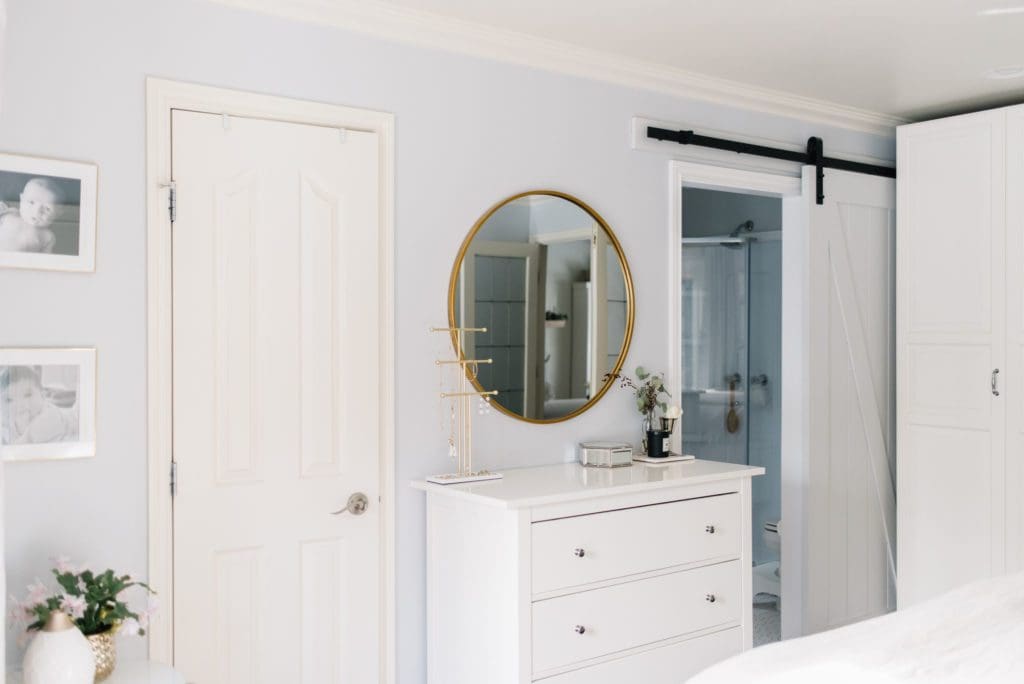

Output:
xmin=801 ymin=167 xmax=897 ymax=633
xmin=897 ymin=111 xmax=1007 ymax=608
xmin=171 ymin=110 xmax=382 ymax=683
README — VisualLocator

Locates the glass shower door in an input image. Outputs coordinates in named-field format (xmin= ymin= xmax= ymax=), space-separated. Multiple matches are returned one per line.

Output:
xmin=680 ymin=243 xmax=748 ymax=465
xmin=748 ymin=239 xmax=782 ymax=567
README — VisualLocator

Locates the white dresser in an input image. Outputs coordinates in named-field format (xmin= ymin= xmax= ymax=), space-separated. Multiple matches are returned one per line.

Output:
xmin=413 ymin=459 xmax=764 ymax=684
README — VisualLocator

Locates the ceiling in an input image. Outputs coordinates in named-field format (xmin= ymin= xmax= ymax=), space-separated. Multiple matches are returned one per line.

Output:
xmin=215 ymin=0 xmax=1024 ymax=129
xmin=377 ymin=0 xmax=1024 ymax=121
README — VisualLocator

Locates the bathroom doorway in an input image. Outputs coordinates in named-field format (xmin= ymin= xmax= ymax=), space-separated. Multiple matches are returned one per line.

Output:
xmin=668 ymin=158 xmax=896 ymax=644
xmin=680 ymin=187 xmax=782 ymax=646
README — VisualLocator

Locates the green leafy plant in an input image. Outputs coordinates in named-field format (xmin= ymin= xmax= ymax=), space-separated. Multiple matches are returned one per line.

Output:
xmin=10 ymin=557 xmax=156 ymax=638
xmin=605 ymin=366 xmax=671 ymax=421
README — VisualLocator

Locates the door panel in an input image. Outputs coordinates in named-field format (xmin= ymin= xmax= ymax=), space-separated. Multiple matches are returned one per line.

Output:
xmin=806 ymin=168 xmax=896 ymax=632
xmin=172 ymin=110 xmax=381 ymax=683
xmin=896 ymin=110 xmax=1006 ymax=607
xmin=1006 ymin=105 xmax=1024 ymax=572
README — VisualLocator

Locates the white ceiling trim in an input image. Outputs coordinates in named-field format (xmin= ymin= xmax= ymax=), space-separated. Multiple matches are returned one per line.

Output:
xmin=208 ymin=0 xmax=905 ymax=136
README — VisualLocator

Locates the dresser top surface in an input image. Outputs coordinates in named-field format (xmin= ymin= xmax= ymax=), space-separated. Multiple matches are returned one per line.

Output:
xmin=411 ymin=459 xmax=764 ymax=509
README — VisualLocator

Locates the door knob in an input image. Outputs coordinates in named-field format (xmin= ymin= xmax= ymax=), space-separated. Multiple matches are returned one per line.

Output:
xmin=331 ymin=492 xmax=369 ymax=516
xmin=573 ymin=548 xmax=586 ymax=558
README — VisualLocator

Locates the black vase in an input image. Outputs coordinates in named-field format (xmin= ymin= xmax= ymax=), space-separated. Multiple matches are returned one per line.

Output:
xmin=645 ymin=429 xmax=671 ymax=458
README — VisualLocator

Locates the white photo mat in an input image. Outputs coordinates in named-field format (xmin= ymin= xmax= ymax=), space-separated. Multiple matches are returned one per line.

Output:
xmin=0 ymin=347 xmax=96 ymax=461
xmin=0 ymin=152 xmax=97 ymax=272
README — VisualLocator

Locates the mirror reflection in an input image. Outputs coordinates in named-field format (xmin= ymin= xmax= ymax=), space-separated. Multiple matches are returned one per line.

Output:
xmin=449 ymin=192 xmax=633 ymax=422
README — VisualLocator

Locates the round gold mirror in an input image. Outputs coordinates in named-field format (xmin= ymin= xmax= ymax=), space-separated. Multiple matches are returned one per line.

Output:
xmin=448 ymin=191 xmax=634 ymax=423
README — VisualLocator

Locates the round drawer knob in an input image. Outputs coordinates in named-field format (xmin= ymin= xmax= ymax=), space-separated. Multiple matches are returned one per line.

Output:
xmin=705 ymin=525 xmax=716 ymax=534
xmin=574 ymin=625 xmax=586 ymax=635
xmin=573 ymin=548 xmax=586 ymax=558
xmin=706 ymin=594 xmax=717 ymax=603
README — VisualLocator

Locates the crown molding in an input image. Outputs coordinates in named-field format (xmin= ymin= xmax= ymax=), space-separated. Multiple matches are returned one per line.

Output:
xmin=207 ymin=0 xmax=904 ymax=136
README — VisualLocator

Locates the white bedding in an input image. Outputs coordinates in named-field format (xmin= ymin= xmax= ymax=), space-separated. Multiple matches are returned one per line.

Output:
xmin=689 ymin=573 xmax=1024 ymax=683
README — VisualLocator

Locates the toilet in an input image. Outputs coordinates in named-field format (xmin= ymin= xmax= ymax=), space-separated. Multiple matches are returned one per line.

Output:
xmin=754 ymin=520 xmax=781 ymax=599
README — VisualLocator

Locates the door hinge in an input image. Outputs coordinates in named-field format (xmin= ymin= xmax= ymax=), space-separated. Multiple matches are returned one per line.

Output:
xmin=168 ymin=182 xmax=177 ymax=224
xmin=170 ymin=461 xmax=178 ymax=497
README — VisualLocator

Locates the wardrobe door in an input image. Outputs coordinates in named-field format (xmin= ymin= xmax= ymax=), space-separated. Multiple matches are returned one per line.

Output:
xmin=897 ymin=109 xmax=1007 ymax=608
xmin=1006 ymin=105 xmax=1024 ymax=573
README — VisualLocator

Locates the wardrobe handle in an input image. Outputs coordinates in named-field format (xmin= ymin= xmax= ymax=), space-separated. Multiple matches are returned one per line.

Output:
xmin=992 ymin=369 xmax=1000 ymax=397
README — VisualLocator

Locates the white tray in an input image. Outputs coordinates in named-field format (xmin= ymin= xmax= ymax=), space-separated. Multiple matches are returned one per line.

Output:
xmin=425 ymin=471 xmax=503 ymax=484
xmin=633 ymin=452 xmax=695 ymax=464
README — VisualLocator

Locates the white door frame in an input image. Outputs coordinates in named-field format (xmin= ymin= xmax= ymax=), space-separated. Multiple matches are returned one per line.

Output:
xmin=667 ymin=159 xmax=806 ymax=636
xmin=145 ymin=78 xmax=396 ymax=682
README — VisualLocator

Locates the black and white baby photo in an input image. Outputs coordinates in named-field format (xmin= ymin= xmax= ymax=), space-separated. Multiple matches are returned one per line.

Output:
xmin=0 ymin=154 xmax=97 ymax=272
xmin=0 ymin=364 xmax=81 ymax=446
xmin=0 ymin=171 xmax=82 ymax=256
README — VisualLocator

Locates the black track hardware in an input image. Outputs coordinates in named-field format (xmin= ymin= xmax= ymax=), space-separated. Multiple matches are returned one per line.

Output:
xmin=646 ymin=127 xmax=896 ymax=205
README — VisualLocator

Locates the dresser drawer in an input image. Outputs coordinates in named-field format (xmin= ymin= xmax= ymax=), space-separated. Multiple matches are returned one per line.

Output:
xmin=532 ymin=561 xmax=740 ymax=674
xmin=532 ymin=494 xmax=740 ymax=594
xmin=534 ymin=627 xmax=742 ymax=684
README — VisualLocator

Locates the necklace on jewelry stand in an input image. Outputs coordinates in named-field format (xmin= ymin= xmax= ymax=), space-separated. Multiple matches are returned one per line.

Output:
xmin=427 ymin=326 xmax=503 ymax=485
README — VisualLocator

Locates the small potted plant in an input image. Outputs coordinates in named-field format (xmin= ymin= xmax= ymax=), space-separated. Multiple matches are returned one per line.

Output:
xmin=10 ymin=557 xmax=157 ymax=682
xmin=605 ymin=366 xmax=672 ymax=446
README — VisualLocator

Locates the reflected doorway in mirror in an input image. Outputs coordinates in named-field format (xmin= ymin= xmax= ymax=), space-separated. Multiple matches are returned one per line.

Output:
xmin=448 ymin=191 xmax=634 ymax=423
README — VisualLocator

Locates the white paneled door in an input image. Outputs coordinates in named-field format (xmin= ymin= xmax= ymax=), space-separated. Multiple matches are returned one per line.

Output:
xmin=804 ymin=168 xmax=897 ymax=632
xmin=1008 ymin=105 xmax=1024 ymax=573
xmin=171 ymin=110 xmax=381 ymax=683
xmin=897 ymin=110 xmax=1007 ymax=608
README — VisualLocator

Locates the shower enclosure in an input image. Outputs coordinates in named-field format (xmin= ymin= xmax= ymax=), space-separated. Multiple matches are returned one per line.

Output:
xmin=680 ymin=230 xmax=782 ymax=574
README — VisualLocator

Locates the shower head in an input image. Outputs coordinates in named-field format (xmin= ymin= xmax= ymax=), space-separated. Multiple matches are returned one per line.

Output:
xmin=728 ymin=220 xmax=755 ymax=238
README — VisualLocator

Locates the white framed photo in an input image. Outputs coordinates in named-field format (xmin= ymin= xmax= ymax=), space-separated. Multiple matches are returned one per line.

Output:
xmin=0 ymin=153 xmax=97 ymax=272
xmin=0 ymin=348 xmax=96 ymax=462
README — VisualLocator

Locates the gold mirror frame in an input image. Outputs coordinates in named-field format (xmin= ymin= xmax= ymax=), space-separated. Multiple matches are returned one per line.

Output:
xmin=447 ymin=190 xmax=635 ymax=424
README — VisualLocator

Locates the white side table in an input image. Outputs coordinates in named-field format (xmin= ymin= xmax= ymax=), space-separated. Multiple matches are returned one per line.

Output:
xmin=7 ymin=660 xmax=185 ymax=684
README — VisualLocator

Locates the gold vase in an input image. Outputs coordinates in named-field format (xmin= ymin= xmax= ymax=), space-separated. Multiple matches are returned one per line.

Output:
xmin=86 ymin=628 xmax=117 ymax=681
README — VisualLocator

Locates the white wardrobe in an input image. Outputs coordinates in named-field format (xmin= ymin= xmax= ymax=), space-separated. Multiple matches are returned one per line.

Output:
xmin=897 ymin=103 xmax=1024 ymax=607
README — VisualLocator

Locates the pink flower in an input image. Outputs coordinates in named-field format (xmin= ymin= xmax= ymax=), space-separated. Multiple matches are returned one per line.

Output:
xmin=7 ymin=597 xmax=20 ymax=621
xmin=120 ymin=618 xmax=142 ymax=637
xmin=25 ymin=580 xmax=50 ymax=607
xmin=137 ymin=595 xmax=160 ymax=629
xmin=52 ymin=555 xmax=76 ymax=574
xmin=60 ymin=593 xmax=86 ymax=620
xmin=8 ymin=597 xmax=33 ymax=625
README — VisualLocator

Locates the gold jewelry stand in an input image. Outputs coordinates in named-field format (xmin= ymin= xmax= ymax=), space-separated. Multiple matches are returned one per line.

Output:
xmin=428 ymin=326 xmax=503 ymax=484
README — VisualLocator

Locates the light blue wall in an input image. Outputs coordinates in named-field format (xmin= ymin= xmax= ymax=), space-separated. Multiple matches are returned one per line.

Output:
xmin=0 ymin=0 xmax=894 ymax=678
